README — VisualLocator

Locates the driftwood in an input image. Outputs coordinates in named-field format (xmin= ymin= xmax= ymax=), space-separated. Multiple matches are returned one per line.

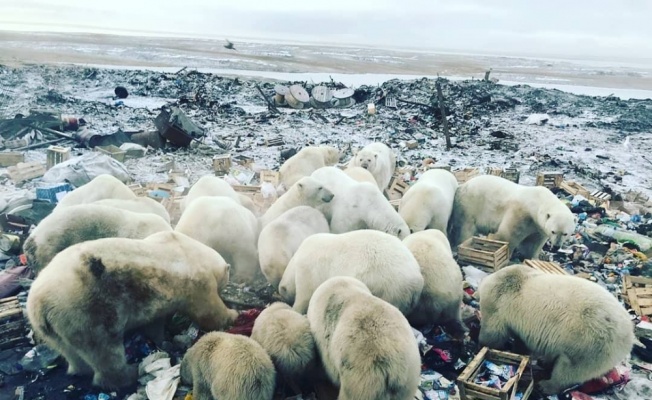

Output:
xmin=255 ymin=84 xmax=281 ymax=115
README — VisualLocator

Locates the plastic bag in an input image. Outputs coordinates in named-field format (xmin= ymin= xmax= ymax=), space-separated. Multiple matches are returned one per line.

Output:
xmin=41 ymin=152 xmax=131 ymax=188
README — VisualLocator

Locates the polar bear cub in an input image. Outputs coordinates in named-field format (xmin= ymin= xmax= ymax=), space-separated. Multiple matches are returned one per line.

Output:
xmin=279 ymin=230 xmax=423 ymax=315
xmin=399 ymin=169 xmax=458 ymax=233
xmin=347 ymin=142 xmax=396 ymax=191
xmin=258 ymin=206 xmax=329 ymax=289
xmin=307 ymin=276 xmax=421 ymax=400
xmin=181 ymin=331 xmax=276 ymax=400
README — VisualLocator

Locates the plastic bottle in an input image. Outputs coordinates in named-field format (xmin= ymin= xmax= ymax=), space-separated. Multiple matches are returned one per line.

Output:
xmin=592 ymin=225 xmax=652 ymax=252
xmin=19 ymin=344 xmax=60 ymax=372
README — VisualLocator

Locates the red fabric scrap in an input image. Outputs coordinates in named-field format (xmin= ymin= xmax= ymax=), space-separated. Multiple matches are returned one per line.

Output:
xmin=226 ymin=308 xmax=264 ymax=337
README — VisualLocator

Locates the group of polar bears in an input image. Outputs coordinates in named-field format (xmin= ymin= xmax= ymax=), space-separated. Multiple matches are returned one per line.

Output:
xmin=24 ymin=141 xmax=633 ymax=398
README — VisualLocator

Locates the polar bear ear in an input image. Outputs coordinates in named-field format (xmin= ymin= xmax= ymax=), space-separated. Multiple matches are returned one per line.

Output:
xmin=546 ymin=213 xmax=551 ymax=220
xmin=374 ymin=154 xmax=378 ymax=158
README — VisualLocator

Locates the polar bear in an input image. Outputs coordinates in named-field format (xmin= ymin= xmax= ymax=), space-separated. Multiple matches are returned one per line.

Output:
xmin=448 ymin=175 xmax=576 ymax=259
xmin=93 ymin=197 xmax=171 ymax=224
xmin=26 ymin=231 xmax=237 ymax=389
xmin=279 ymin=230 xmax=423 ymax=315
xmin=23 ymin=204 xmax=172 ymax=275
xmin=347 ymin=142 xmax=396 ymax=191
xmin=259 ymin=176 xmax=334 ymax=227
xmin=311 ymin=167 xmax=409 ymax=239
xmin=175 ymin=196 xmax=260 ymax=282
xmin=279 ymin=145 xmax=340 ymax=189
xmin=181 ymin=175 xmax=257 ymax=215
xmin=56 ymin=174 xmax=136 ymax=209
xmin=343 ymin=166 xmax=377 ymax=185
xmin=258 ymin=206 xmax=329 ymax=289
xmin=403 ymin=230 xmax=467 ymax=336
xmin=181 ymin=331 xmax=276 ymax=400
xmin=251 ymin=302 xmax=316 ymax=393
xmin=478 ymin=264 xmax=634 ymax=395
xmin=399 ymin=169 xmax=458 ymax=234
xmin=307 ymin=276 xmax=421 ymax=400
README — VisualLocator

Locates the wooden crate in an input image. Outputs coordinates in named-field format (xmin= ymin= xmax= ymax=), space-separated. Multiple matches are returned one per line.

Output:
xmin=128 ymin=183 xmax=148 ymax=197
xmin=213 ymin=154 xmax=232 ymax=176
xmin=457 ymin=237 xmax=509 ymax=272
xmin=458 ymin=347 xmax=533 ymax=400
xmin=0 ymin=296 xmax=29 ymax=351
xmin=389 ymin=199 xmax=401 ymax=211
xmin=589 ymin=190 xmax=611 ymax=208
xmin=426 ymin=164 xmax=452 ymax=172
xmin=486 ymin=167 xmax=503 ymax=176
xmin=387 ymin=175 xmax=409 ymax=201
xmin=46 ymin=146 xmax=71 ymax=170
xmin=161 ymin=195 xmax=184 ymax=227
xmin=232 ymin=155 xmax=255 ymax=169
xmin=523 ymin=259 xmax=568 ymax=275
xmin=265 ymin=137 xmax=284 ymax=147
xmin=623 ymin=275 xmax=652 ymax=318
xmin=96 ymin=145 xmax=126 ymax=163
xmin=0 ymin=152 xmax=25 ymax=167
xmin=502 ymin=168 xmax=520 ymax=184
xmin=454 ymin=168 xmax=480 ymax=184
xmin=7 ymin=162 xmax=46 ymax=184
xmin=260 ymin=170 xmax=280 ymax=187
xmin=559 ymin=181 xmax=590 ymax=198
xmin=233 ymin=185 xmax=276 ymax=214
xmin=535 ymin=172 xmax=563 ymax=189
xmin=405 ymin=139 xmax=418 ymax=149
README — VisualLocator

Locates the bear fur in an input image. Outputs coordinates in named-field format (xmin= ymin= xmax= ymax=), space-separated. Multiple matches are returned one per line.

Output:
xmin=259 ymin=176 xmax=334 ymax=227
xmin=175 ymin=196 xmax=260 ymax=282
xmin=279 ymin=145 xmax=341 ymax=189
xmin=347 ymin=142 xmax=396 ymax=190
xmin=24 ymin=204 xmax=172 ymax=275
xmin=181 ymin=175 xmax=257 ymax=215
xmin=279 ymin=230 xmax=424 ymax=315
xmin=403 ymin=230 xmax=467 ymax=336
xmin=181 ymin=331 xmax=276 ymax=400
xmin=258 ymin=206 xmax=330 ymax=289
xmin=311 ymin=167 xmax=409 ymax=239
xmin=307 ymin=276 xmax=421 ymax=400
xmin=399 ymin=169 xmax=458 ymax=233
xmin=26 ymin=231 xmax=237 ymax=389
xmin=250 ymin=302 xmax=316 ymax=391
xmin=478 ymin=264 xmax=634 ymax=395
xmin=448 ymin=175 xmax=576 ymax=259
xmin=55 ymin=174 xmax=136 ymax=209
xmin=93 ymin=197 xmax=171 ymax=224
xmin=343 ymin=166 xmax=377 ymax=185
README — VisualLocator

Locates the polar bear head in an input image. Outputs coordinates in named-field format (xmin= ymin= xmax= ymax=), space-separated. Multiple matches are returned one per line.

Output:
xmin=354 ymin=149 xmax=378 ymax=171
xmin=320 ymin=146 xmax=342 ymax=165
xmin=295 ymin=176 xmax=334 ymax=204
xmin=543 ymin=211 xmax=576 ymax=250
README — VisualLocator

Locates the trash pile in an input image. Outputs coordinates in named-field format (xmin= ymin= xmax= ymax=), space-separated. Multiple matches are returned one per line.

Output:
xmin=0 ymin=64 xmax=651 ymax=400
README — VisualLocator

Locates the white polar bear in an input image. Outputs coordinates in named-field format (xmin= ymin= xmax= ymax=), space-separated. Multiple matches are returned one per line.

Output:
xmin=403 ymin=230 xmax=467 ymax=337
xmin=448 ymin=175 xmax=576 ymax=259
xmin=250 ymin=302 xmax=316 ymax=393
xmin=175 ymin=196 xmax=260 ymax=282
xmin=181 ymin=175 xmax=257 ymax=215
xmin=93 ymin=197 xmax=171 ymax=224
xmin=258 ymin=206 xmax=329 ymax=289
xmin=279 ymin=145 xmax=340 ymax=189
xmin=399 ymin=169 xmax=458 ymax=234
xmin=307 ymin=276 xmax=421 ymax=400
xmin=259 ymin=176 xmax=334 ymax=227
xmin=311 ymin=167 xmax=409 ymax=239
xmin=347 ymin=142 xmax=396 ymax=191
xmin=279 ymin=230 xmax=424 ymax=315
xmin=23 ymin=204 xmax=172 ymax=275
xmin=55 ymin=174 xmax=136 ymax=209
xmin=478 ymin=264 xmax=634 ymax=395
xmin=344 ymin=166 xmax=377 ymax=185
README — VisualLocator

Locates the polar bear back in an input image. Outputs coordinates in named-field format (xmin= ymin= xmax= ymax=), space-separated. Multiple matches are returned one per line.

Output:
xmin=258 ymin=206 xmax=329 ymax=288
xmin=279 ymin=145 xmax=340 ymax=189
xmin=399 ymin=169 xmax=458 ymax=233
xmin=344 ymin=166 xmax=377 ymax=185
xmin=307 ymin=276 xmax=421 ymax=400
xmin=281 ymin=230 xmax=424 ymax=314
xmin=182 ymin=175 xmax=240 ymax=212
xmin=93 ymin=197 xmax=171 ymax=224
xmin=56 ymin=174 xmax=136 ymax=209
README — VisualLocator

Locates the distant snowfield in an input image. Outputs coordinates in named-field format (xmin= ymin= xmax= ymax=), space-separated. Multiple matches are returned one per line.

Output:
xmin=67 ymin=63 xmax=652 ymax=100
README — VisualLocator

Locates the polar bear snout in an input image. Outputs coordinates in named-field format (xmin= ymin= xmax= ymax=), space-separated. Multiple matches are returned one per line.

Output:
xmin=321 ymin=192 xmax=334 ymax=202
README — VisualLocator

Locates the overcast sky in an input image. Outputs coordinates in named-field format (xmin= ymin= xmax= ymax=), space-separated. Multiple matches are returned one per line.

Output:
xmin=1 ymin=0 xmax=651 ymax=61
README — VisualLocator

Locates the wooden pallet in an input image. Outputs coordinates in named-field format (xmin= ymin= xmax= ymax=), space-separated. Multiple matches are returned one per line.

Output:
xmin=535 ymin=172 xmax=563 ymax=189
xmin=560 ymin=180 xmax=591 ymax=198
xmin=623 ymin=275 xmax=652 ymax=318
xmin=523 ymin=259 xmax=568 ymax=275
xmin=0 ymin=296 xmax=29 ymax=351
xmin=457 ymin=347 xmax=533 ymax=400
xmin=7 ymin=162 xmax=46 ymax=184
xmin=457 ymin=237 xmax=509 ymax=272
